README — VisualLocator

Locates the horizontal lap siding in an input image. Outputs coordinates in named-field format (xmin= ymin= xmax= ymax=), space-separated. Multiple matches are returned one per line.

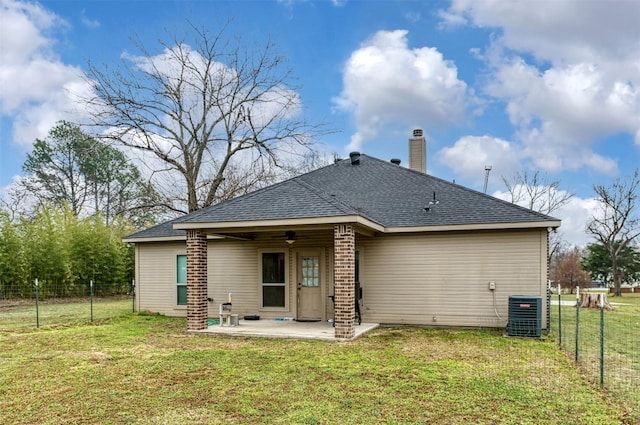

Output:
xmin=360 ymin=230 xmax=547 ymax=328
xmin=137 ymin=241 xmax=257 ymax=318
xmin=137 ymin=232 xmax=337 ymax=319
xmin=137 ymin=242 xmax=186 ymax=316
xmin=207 ymin=241 xmax=257 ymax=318
xmin=136 ymin=229 xmax=546 ymax=328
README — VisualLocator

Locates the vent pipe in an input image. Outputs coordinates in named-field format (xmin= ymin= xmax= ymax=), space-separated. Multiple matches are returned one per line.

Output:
xmin=349 ymin=151 xmax=361 ymax=165
xmin=408 ymin=129 xmax=426 ymax=173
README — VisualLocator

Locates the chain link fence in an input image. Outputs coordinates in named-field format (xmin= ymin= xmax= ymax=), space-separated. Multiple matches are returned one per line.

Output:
xmin=0 ymin=280 xmax=135 ymax=331
xmin=549 ymin=287 xmax=640 ymax=421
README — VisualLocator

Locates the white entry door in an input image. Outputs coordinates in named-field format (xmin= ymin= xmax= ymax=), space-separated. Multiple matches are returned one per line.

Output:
xmin=297 ymin=250 xmax=323 ymax=320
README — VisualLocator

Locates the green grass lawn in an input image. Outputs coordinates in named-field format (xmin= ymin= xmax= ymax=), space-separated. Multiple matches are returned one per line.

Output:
xmin=0 ymin=313 xmax=633 ymax=425
xmin=0 ymin=297 xmax=134 ymax=331
xmin=550 ymin=292 xmax=640 ymax=419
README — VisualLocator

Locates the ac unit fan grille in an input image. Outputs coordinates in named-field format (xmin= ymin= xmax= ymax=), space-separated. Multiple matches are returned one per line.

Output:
xmin=507 ymin=295 xmax=542 ymax=337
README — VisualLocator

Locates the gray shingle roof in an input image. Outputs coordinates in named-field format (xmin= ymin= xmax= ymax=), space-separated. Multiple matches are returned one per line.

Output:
xmin=125 ymin=154 xmax=558 ymax=240
xmin=124 ymin=217 xmax=186 ymax=240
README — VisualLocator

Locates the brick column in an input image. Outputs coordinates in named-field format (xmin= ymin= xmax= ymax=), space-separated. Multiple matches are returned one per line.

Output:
xmin=334 ymin=224 xmax=355 ymax=339
xmin=187 ymin=229 xmax=208 ymax=331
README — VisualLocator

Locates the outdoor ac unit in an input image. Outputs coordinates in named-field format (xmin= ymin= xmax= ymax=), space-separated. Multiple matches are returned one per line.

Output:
xmin=507 ymin=295 xmax=542 ymax=337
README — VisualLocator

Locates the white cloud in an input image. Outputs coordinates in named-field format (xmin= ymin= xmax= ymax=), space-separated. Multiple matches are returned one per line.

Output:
xmin=442 ymin=0 xmax=640 ymax=175
xmin=80 ymin=9 xmax=100 ymax=29
xmin=334 ymin=29 xmax=470 ymax=152
xmin=492 ymin=188 xmax=598 ymax=247
xmin=437 ymin=135 xmax=520 ymax=182
xmin=485 ymin=58 xmax=639 ymax=173
xmin=0 ymin=0 xmax=93 ymax=147
xmin=443 ymin=0 xmax=640 ymax=65
xmin=123 ymin=44 xmax=303 ymax=141
xmin=404 ymin=11 xmax=421 ymax=24
xmin=552 ymin=196 xmax=600 ymax=248
xmin=0 ymin=0 xmax=61 ymax=64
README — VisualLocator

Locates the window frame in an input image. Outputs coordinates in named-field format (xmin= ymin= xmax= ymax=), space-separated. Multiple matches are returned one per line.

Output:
xmin=259 ymin=250 xmax=288 ymax=310
xmin=176 ymin=254 xmax=187 ymax=306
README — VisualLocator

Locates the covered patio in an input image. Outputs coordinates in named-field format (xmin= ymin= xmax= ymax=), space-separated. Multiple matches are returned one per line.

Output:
xmin=183 ymin=223 xmax=365 ymax=339
xmin=191 ymin=319 xmax=380 ymax=341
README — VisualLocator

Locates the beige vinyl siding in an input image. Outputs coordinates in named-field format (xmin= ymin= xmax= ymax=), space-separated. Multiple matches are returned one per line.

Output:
xmin=136 ymin=240 xmax=260 ymax=318
xmin=136 ymin=231 xmax=338 ymax=319
xmin=135 ymin=228 xmax=547 ymax=328
xmin=207 ymin=240 xmax=258 ymax=318
xmin=137 ymin=242 xmax=186 ymax=316
xmin=359 ymin=229 xmax=548 ymax=328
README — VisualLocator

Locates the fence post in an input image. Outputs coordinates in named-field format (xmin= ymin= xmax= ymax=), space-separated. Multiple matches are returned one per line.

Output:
xmin=90 ymin=280 xmax=94 ymax=322
xmin=557 ymin=283 xmax=562 ymax=347
xmin=34 ymin=278 xmax=40 ymax=328
xmin=575 ymin=287 xmax=580 ymax=363
xmin=132 ymin=279 xmax=135 ymax=313
xmin=599 ymin=296 xmax=605 ymax=389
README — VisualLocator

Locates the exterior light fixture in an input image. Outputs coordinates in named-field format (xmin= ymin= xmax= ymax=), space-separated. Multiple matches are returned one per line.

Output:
xmin=285 ymin=231 xmax=296 ymax=245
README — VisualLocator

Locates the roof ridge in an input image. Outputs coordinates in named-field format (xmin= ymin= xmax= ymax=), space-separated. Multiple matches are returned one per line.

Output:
xmin=359 ymin=153 xmax=558 ymax=221
xmin=177 ymin=159 xmax=355 ymax=223
xmin=138 ymin=152 xmax=558 ymax=237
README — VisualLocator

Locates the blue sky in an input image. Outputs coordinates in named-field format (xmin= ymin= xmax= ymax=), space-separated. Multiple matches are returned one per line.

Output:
xmin=2 ymin=0 xmax=640 ymax=246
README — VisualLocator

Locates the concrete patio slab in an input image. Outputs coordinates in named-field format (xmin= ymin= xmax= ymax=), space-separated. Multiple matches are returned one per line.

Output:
xmin=191 ymin=319 xmax=379 ymax=341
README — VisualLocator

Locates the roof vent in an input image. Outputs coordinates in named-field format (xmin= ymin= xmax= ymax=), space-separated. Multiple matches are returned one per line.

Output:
xmin=390 ymin=158 xmax=401 ymax=165
xmin=349 ymin=151 xmax=361 ymax=165
xmin=424 ymin=191 xmax=439 ymax=212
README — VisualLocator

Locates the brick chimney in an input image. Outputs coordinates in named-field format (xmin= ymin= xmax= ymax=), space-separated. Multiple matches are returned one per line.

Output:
xmin=408 ymin=129 xmax=426 ymax=173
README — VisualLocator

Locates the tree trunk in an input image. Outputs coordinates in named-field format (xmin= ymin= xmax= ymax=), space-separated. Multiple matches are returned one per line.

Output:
xmin=579 ymin=290 xmax=614 ymax=310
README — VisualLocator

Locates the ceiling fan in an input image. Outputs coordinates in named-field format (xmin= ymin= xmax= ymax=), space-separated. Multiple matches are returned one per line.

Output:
xmin=271 ymin=230 xmax=298 ymax=244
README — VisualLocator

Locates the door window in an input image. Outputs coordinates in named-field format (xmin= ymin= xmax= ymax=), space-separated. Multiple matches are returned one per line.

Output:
xmin=301 ymin=256 xmax=319 ymax=287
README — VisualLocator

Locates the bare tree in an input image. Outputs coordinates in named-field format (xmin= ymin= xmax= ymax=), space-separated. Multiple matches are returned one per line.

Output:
xmin=502 ymin=170 xmax=573 ymax=215
xmin=0 ymin=182 xmax=39 ymax=222
xmin=502 ymin=170 xmax=573 ymax=262
xmin=587 ymin=169 xmax=640 ymax=296
xmin=551 ymin=248 xmax=591 ymax=294
xmin=84 ymin=22 xmax=329 ymax=214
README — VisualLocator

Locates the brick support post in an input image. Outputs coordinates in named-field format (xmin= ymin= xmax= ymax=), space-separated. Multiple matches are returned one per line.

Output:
xmin=187 ymin=229 xmax=208 ymax=331
xmin=334 ymin=224 xmax=355 ymax=339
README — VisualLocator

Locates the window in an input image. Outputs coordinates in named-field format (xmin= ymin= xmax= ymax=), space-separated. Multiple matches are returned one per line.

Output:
xmin=261 ymin=252 xmax=285 ymax=308
xmin=177 ymin=255 xmax=187 ymax=305
xmin=301 ymin=256 xmax=319 ymax=287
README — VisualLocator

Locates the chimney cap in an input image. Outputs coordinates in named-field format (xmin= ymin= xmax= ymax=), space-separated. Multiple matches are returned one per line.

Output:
xmin=413 ymin=128 xmax=423 ymax=138
xmin=349 ymin=151 xmax=361 ymax=165
xmin=390 ymin=158 xmax=401 ymax=165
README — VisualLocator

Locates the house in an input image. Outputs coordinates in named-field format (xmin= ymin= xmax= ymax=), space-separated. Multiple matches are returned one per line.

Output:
xmin=124 ymin=130 xmax=560 ymax=339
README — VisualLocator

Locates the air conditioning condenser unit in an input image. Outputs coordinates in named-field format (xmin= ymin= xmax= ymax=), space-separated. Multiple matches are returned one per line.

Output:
xmin=507 ymin=295 xmax=542 ymax=337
